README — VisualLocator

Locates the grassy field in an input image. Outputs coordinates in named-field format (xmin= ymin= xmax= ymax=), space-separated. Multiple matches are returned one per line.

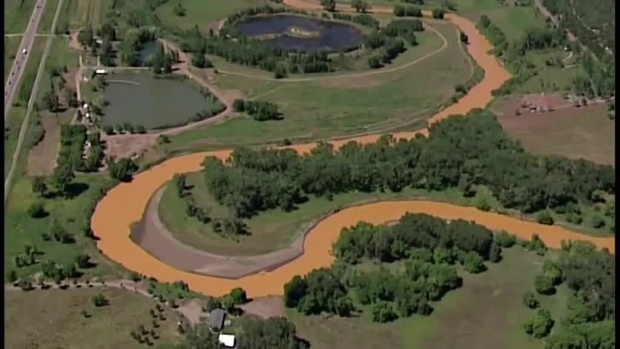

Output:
xmin=4 ymin=37 xmax=46 ymax=177
xmin=5 ymin=288 xmax=182 ymax=348
xmin=156 ymin=0 xmax=269 ymax=31
xmin=493 ymin=97 xmax=615 ymax=166
xmin=4 ymin=0 xmax=36 ymax=34
xmin=162 ymin=20 xmax=472 ymax=152
xmin=55 ymin=0 xmax=107 ymax=32
xmin=36 ymin=0 xmax=61 ymax=34
xmin=4 ymin=35 xmax=22 ymax=83
xmin=291 ymin=247 xmax=569 ymax=349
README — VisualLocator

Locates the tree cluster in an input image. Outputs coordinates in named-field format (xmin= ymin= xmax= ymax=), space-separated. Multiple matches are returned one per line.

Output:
xmin=365 ymin=19 xmax=424 ymax=69
xmin=523 ymin=241 xmax=615 ymax=347
xmin=172 ymin=174 xmax=247 ymax=237
xmin=106 ymin=157 xmax=138 ymax=182
xmin=284 ymin=213 xmax=511 ymax=322
xmin=232 ymin=99 xmax=282 ymax=121
xmin=332 ymin=13 xmax=379 ymax=29
xmin=542 ymin=0 xmax=614 ymax=98
xmin=393 ymin=4 xmax=423 ymax=18
xmin=200 ymin=110 xmax=614 ymax=224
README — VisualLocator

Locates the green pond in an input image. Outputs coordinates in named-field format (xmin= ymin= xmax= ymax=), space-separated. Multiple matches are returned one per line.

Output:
xmin=101 ymin=72 xmax=222 ymax=129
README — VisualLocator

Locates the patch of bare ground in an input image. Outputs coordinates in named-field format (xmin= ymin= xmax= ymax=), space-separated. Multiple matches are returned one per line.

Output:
xmin=103 ymin=133 xmax=158 ymax=160
xmin=493 ymin=93 xmax=614 ymax=165
xmin=239 ymin=296 xmax=285 ymax=319
xmin=27 ymin=112 xmax=69 ymax=176
xmin=177 ymin=299 xmax=205 ymax=326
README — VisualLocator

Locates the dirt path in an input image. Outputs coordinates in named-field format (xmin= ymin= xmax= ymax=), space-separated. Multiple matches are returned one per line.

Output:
xmin=89 ymin=2 xmax=613 ymax=298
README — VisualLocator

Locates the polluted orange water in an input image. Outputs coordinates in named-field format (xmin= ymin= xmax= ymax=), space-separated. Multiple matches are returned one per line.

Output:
xmin=90 ymin=3 xmax=613 ymax=298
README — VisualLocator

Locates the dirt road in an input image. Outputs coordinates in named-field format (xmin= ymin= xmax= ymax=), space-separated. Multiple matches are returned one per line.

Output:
xmin=90 ymin=3 xmax=612 ymax=298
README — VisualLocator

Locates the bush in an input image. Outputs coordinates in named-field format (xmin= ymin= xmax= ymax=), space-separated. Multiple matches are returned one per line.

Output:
xmin=522 ymin=291 xmax=539 ymax=309
xmin=536 ymin=210 xmax=554 ymax=225
xmin=495 ymin=230 xmax=516 ymax=248
xmin=27 ymin=202 xmax=47 ymax=218
xmin=92 ymin=293 xmax=109 ymax=307
xmin=463 ymin=251 xmax=486 ymax=274
xmin=534 ymin=275 xmax=555 ymax=295
xmin=590 ymin=215 xmax=605 ymax=229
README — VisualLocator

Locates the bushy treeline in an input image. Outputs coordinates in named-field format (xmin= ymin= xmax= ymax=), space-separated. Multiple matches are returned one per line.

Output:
xmin=201 ymin=109 xmax=614 ymax=220
xmin=232 ymin=99 xmax=282 ymax=121
xmin=283 ymin=213 xmax=516 ymax=322
xmin=332 ymin=13 xmax=379 ymax=29
xmin=58 ymin=125 xmax=104 ymax=174
xmin=521 ymin=241 xmax=615 ymax=348
xmin=365 ymin=19 xmax=424 ymax=68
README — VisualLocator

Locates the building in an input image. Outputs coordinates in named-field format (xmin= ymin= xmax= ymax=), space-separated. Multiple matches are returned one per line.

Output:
xmin=218 ymin=333 xmax=236 ymax=348
xmin=208 ymin=308 xmax=226 ymax=331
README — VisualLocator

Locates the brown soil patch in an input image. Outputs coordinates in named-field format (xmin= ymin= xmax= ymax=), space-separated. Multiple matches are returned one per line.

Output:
xmin=90 ymin=3 xmax=613 ymax=299
xmin=103 ymin=133 xmax=158 ymax=160
xmin=239 ymin=296 xmax=285 ymax=319
xmin=27 ymin=113 xmax=63 ymax=176
xmin=493 ymin=95 xmax=615 ymax=165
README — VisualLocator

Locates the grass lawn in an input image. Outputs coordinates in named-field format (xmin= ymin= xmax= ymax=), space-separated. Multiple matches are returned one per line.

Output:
xmin=162 ymin=20 xmax=472 ymax=152
xmin=36 ymin=36 xmax=79 ymax=105
xmin=4 ymin=37 xmax=46 ymax=178
xmin=36 ymin=0 xmax=61 ymax=34
xmin=56 ymin=0 xmax=107 ymax=31
xmin=4 ymin=35 xmax=22 ymax=83
xmin=4 ymin=0 xmax=36 ymax=34
xmin=5 ymin=288 xmax=182 ymax=348
xmin=4 ymin=172 xmax=125 ymax=281
xmin=515 ymin=50 xmax=584 ymax=94
xmin=290 ymin=247 xmax=569 ymax=349
xmin=156 ymin=0 xmax=269 ymax=32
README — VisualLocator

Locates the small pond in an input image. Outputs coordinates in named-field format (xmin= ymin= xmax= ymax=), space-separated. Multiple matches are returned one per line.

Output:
xmin=102 ymin=72 xmax=221 ymax=129
xmin=234 ymin=15 xmax=363 ymax=52
xmin=138 ymin=40 xmax=158 ymax=66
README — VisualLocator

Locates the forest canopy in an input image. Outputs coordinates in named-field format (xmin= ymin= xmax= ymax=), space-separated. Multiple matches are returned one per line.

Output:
xmin=201 ymin=109 xmax=614 ymax=220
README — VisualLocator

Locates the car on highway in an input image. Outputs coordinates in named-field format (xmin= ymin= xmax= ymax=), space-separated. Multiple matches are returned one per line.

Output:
xmin=22 ymin=49 xmax=27 ymax=54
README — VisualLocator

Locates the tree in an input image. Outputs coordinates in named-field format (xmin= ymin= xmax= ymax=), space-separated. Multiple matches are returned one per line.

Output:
xmin=92 ymin=293 xmax=109 ymax=307
xmin=107 ymin=157 xmax=138 ymax=182
xmin=321 ymin=0 xmax=337 ymax=11
xmin=523 ymin=308 xmax=554 ymax=338
xmin=229 ymin=287 xmax=248 ymax=305
xmin=351 ymin=0 xmax=370 ymax=13
xmin=51 ymin=164 xmax=75 ymax=198
xmin=534 ymin=275 xmax=555 ymax=295
xmin=173 ymin=2 xmax=186 ymax=16
xmin=7 ymin=270 xmax=17 ymax=283
xmin=41 ymin=90 xmax=60 ymax=112
xmin=536 ymin=210 xmax=554 ymax=225
xmin=27 ymin=202 xmax=47 ymax=218
xmin=191 ymin=53 xmax=207 ymax=68
xmin=459 ymin=31 xmax=469 ymax=44
xmin=522 ymin=291 xmax=539 ymax=309
xmin=479 ymin=15 xmax=491 ymax=29
xmin=372 ymin=302 xmax=398 ymax=323
xmin=432 ymin=8 xmax=445 ymax=19
xmin=31 ymin=176 xmax=47 ymax=197
xmin=75 ymin=254 xmax=91 ymax=268
xmin=78 ymin=26 xmax=95 ymax=48
xmin=283 ymin=275 xmax=308 ymax=308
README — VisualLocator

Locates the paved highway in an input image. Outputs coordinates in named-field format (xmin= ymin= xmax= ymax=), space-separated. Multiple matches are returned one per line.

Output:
xmin=4 ymin=0 xmax=49 ymax=120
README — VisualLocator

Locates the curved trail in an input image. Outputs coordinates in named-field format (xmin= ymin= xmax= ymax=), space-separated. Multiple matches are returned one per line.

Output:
xmin=91 ymin=3 xmax=613 ymax=298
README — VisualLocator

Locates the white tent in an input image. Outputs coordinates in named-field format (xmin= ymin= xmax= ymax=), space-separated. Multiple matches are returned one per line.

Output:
xmin=218 ymin=333 xmax=236 ymax=348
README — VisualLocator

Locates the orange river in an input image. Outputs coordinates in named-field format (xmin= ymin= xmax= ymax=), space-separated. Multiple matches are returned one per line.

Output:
xmin=90 ymin=2 xmax=615 ymax=297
